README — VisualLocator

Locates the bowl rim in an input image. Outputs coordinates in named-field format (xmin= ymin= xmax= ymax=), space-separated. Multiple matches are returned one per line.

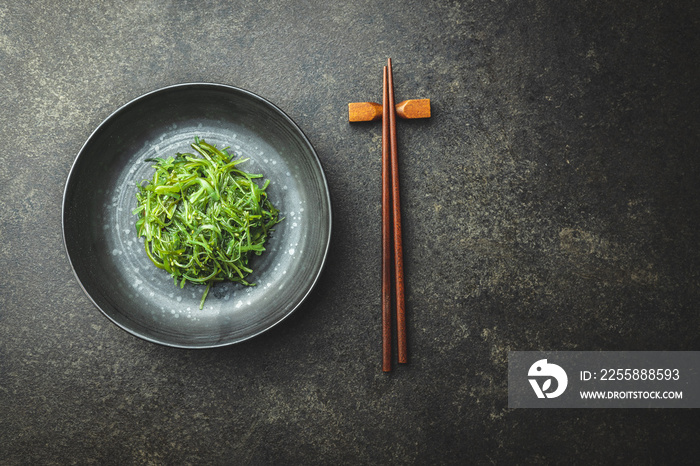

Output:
xmin=62 ymin=82 xmax=332 ymax=348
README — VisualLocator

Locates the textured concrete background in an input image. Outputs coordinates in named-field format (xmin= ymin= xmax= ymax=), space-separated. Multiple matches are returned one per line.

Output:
xmin=1 ymin=0 xmax=699 ymax=463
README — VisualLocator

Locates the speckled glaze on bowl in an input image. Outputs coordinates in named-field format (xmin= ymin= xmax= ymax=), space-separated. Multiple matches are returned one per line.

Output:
xmin=63 ymin=83 xmax=332 ymax=348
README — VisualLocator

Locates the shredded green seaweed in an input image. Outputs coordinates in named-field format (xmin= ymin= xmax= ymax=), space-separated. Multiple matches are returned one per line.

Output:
xmin=133 ymin=136 xmax=282 ymax=309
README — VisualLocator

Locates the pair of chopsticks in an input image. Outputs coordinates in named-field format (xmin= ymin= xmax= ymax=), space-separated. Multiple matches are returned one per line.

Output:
xmin=348 ymin=60 xmax=430 ymax=371
xmin=382 ymin=58 xmax=407 ymax=372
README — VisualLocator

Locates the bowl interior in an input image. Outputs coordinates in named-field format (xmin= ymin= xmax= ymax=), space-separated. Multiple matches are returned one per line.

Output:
xmin=63 ymin=84 xmax=331 ymax=348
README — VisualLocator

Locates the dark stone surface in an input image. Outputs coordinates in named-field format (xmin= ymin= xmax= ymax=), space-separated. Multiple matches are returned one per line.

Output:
xmin=1 ymin=0 xmax=699 ymax=463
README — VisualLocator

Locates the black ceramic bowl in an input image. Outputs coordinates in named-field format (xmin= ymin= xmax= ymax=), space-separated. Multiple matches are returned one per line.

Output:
xmin=63 ymin=83 xmax=332 ymax=348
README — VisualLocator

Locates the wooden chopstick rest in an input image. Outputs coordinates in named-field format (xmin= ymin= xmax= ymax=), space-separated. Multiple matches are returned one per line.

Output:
xmin=348 ymin=99 xmax=431 ymax=122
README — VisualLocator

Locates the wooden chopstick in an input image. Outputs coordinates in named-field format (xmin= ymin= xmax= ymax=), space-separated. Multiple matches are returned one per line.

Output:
xmin=387 ymin=58 xmax=407 ymax=364
xmin=381 ymin=65 xmax=392 ymax=372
